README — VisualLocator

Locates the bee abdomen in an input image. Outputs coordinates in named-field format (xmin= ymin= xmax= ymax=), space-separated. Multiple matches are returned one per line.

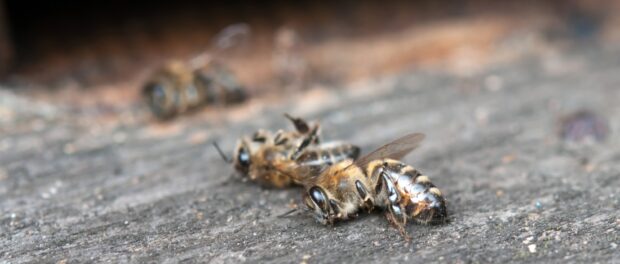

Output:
xmin=295 ymin=144 xmax=360 ymax=172
xmin=379 ymin=161 xmax=447 ymax=224
xmin=403 ymin=175 xmax=447 ymax=224
xmin=194 ymin=65 xmax=247 ymax=105
xmin=329 ymin=144 xmax=360 ymax=163
xmin=382 ymin=162 xmax=421 ymax=190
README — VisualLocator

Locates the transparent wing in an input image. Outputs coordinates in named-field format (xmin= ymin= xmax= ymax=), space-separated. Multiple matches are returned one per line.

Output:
xmin=353 ymin=133 xmax=425 ymax=168
xmin=288 ymin=165 xmax=315 ymax=186
xmin=190 ymin=23 xmax=251 ymax=68
xmin=211 ymin=23 xmax=251 ymax=52
xmin=285 ymin=160 xmax=334 ymax=187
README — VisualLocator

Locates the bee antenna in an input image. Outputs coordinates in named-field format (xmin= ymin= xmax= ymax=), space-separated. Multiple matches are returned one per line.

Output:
xmin=277 ymin=208 xmax=299 ymax=218
xmin=212 ymin=142 xmax=233 ymax=163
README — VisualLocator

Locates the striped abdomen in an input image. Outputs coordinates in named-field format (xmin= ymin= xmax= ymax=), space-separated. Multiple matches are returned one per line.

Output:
xmin=295 ymin=143 xmax=360 ymax=175
xmin=379 ymin=160 xmax=447 ymax=224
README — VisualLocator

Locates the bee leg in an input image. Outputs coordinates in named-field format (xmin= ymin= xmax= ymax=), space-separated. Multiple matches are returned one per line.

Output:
xmin=365 ymin=202 xmax=375 ymax=213
xmin=386 ymin=205 xmax=411 ymax=241
xmin=326 ymin=216 xmax=337 ymax=226
xmin=273 ymin=130 xmax=289 ymax=146
xmin=311 ymin=124 xmax=321 ymax=144
xmin=391 ymin=218 xmax=411 ymax=241
xmin=307 ymin=124 xmax=319 ymax=143
xmin=284 ymin=113 xmax=311 ymax=133
xmin=355 ymin=180 xmax=374 ymax=212
xmin=292 ymin=125 xmax=320 ymax=159
xmin=252 ymin=129 xmax=270 ymax=143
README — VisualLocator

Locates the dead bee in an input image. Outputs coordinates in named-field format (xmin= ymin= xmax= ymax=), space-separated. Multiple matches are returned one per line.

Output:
xmin=215 ymin=114 xmax=360 ymax=188
xmin=143 ymin=23 xmax=250 ymax=119
xmin=301 ymin=133 xmax=447 ymax=238
xmin=143 ymin=60 xmax=246 ymax=119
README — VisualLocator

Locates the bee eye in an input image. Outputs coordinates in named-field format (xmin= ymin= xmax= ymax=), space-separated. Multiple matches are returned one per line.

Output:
xmin=235 ymin=145 xmax=251 ymax=172
xmin=309 ymin=186 xmax=328 ymax=212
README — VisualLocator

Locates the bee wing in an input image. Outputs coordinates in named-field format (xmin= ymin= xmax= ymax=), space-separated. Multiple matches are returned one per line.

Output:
xmin=287 ymin=163 xmax=330 ymax=187
xmin=190 ymin=23 xmax=251 ymax=69
xmin=353 ymin=133 xmax=425 ymax=169
xmin=211 ymin=23 xmax=251 ymax=52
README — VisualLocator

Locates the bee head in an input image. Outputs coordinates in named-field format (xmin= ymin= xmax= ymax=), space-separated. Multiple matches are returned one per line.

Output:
xmin=143 ymin=79 xmax=177 ymax=119
xmin=303 ymin=186 xmax=341 ymax=225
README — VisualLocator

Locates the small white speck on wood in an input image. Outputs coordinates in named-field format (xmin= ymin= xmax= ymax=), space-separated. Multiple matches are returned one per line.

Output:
xmin=528 ymin=244 xmax=537 ymax=253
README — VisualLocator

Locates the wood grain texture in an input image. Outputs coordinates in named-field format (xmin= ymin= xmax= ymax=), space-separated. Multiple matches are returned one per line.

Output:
xmin=1 ymin=48 xmax=619 ymax=263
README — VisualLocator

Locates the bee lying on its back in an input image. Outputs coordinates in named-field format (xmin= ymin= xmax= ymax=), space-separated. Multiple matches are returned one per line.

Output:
xmin=301 ymin=133 xmax=447 ymax=239
xmin=217 ymin=114 xmax=360 ymax=188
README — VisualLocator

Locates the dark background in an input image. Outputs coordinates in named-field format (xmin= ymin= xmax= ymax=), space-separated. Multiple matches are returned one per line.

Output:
xmin=1 ymin=0 xmax=604 ymax=86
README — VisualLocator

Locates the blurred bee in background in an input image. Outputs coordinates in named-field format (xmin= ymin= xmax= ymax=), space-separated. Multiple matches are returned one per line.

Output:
xmin=301 ymin=133 xmax=447 ymax=239
xmin=215 ymin=114 xmax=360 ymax=188
xmin=143 ymin=24 xmax=250 ymax=119
xmin=143 ymin=61 xmax=246 ymax=119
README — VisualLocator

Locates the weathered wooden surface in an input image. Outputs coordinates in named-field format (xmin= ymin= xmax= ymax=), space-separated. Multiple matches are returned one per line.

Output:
xmin=1 ymin=47 xmax=619 ymax=263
